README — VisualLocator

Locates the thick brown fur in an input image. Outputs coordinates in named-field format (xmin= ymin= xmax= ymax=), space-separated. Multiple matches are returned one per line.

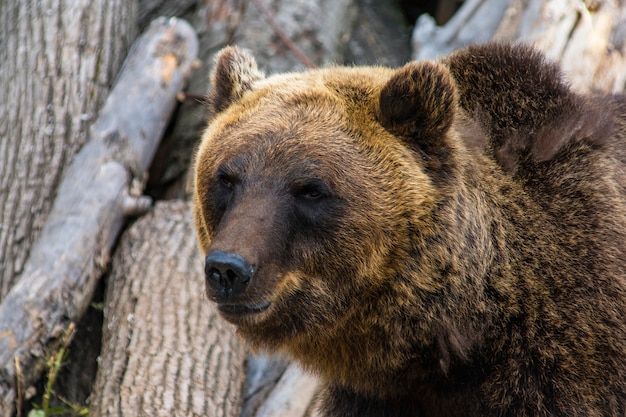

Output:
xmin=193 ymin=43 xmax=626 ymax=417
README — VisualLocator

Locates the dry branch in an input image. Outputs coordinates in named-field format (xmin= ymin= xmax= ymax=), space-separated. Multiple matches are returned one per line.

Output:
xmin=250 ymin=0 xmax=318 ymax=68
xmin=0 ymin=17 xmax=198 ymax=416
xmin=235 ymin=0 xmax=354 ymax=73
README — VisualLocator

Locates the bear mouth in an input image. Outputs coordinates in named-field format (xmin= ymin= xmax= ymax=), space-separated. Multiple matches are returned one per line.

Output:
xmin=217 ymin=301 xmax=271 ymax=317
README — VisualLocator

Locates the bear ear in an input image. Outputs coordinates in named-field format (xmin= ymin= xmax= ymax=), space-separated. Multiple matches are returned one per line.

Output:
xmin=208 ymin=46 xmax=265 ymax=114
xmin=378 ymin=61 xmax=457 ymax=153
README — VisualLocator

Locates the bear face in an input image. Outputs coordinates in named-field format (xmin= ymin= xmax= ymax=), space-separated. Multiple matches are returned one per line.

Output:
xmin=194 ymin=47 xmax=476 ymax=387
xmin=195 ymin=49 xmax=452 ymax=336
xmin=194 ymin=45 xmax=626 ymax=416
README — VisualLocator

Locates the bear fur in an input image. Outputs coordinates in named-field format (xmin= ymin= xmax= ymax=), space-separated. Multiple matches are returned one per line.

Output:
xmin=193 ymin=43 xmax=626 ymax=417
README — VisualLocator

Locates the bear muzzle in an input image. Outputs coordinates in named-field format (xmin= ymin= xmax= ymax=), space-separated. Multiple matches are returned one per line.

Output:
xmin=204 ymin=250 xmax=271 ymax=316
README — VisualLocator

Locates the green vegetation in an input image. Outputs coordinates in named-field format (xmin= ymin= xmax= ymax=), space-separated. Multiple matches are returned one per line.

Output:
xmin=27 ymin=324 xmax=89 ymax=417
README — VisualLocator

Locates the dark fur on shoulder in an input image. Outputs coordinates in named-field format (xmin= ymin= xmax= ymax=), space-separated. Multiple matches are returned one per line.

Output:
xmin=445 ymin=43 xmax=617 ymax=173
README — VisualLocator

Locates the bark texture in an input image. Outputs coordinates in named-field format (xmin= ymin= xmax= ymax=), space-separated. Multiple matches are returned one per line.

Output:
xmin=236 ymin=0 xmax=355 ymax=73
xmin=0 ymin=17 xmax=198 ymax=416
xmin=0 ymin=0 xmax=138 ymax=299
xmin=344 ymin=0 xmax=412 ymax=67
xmin=138 ymin=0 xmax=197 ymax=30
xmin=250 ymin=363 xmax=318 ymax=417
xmin=89 ymin=201 xmax=247 ymax=417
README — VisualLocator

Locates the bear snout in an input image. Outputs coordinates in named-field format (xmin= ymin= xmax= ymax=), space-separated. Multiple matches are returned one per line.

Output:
xmin=204 ymin=250 xmax=255 ymax=300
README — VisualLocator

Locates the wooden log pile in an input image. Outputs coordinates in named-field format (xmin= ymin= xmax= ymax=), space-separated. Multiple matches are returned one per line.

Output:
xmin=89 ymin=201 xmax=246 ymax=417
xmin=0 ymin=16 xmax=198 ymax=417
xmin=0 ymin=0 xmax=625 ymax=416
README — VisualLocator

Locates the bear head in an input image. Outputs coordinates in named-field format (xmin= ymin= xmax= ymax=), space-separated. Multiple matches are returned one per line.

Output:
xmin=193 ymin=46 xmax=467 ymax=361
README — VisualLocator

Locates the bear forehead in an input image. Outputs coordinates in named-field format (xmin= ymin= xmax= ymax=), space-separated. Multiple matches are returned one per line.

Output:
xmin=212 ymin=129 xmax=360 ymax=182
xmin=205 ymin=67 xmax=408 ymax=150
xmin=201 ymin=121 xmax=381 ymax=202
xmin=208 ymin=65 xmax=395 ymax=137
xmin=254 ymin=65 xmax=393 ymax=103
xmin=197 ymin=64 xmax=434 ymax=198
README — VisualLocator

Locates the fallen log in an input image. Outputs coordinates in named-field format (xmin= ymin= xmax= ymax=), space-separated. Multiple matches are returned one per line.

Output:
xmin=251 ymin=363 xmax=318 ymax=417
xmin=241 ymin=355 xmax=320 ymax=417
xmin=0 ymin=0 xmax=138 ymax=300
xmin=0 ymin=17 xmax=198 ymax=416
xmin=89 ymin=201 xmax=247 ymax=417
xmin=241 ymin=355 xmax=290 ymax=417
xmin=412 ymin=0 xmax=511 ymax=60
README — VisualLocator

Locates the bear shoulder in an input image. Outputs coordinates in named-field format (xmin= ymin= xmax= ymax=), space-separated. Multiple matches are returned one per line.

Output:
xmin=444 ymin=43 xmax=621 ymax=174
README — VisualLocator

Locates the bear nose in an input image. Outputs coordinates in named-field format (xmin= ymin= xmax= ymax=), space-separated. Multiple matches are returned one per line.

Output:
xmin=204 ymin=250 xmax=254 ymax=297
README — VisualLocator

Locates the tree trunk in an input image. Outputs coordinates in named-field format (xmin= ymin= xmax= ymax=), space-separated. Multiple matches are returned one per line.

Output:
xmin=89 ymin=201 xmax=248 ymax=417
xmin=0 ymin=0 xmax=138 ymax=300
xmin=0 ymin=17 xmax=198 ymax=416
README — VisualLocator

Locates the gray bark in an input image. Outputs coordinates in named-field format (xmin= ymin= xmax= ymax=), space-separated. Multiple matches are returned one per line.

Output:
xmin=235 ymin=0 xmax=355 ymax=73
xmin=90 ymin=201 xmax=247 ymax=417
xmin=0 ymin=17 xmax=198 ymax=416
xmin=138 ymin=0 xmax=198 ymax=30
xmin=0 ymin=0 xmax=138 ymax=300
xmin=251 ymin=363 xmax=319 ymax=417
xmin=344 ymin=0 xmax=412 ymax=67
xmin=240 ymin=355 xmax=290 ymax=417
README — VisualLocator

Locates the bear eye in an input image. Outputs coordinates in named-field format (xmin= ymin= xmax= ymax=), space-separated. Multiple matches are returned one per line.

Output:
xmin=216 ymin=169 xmax=237 ymax=190
xmin=294 ymin=180 xmax=328 ymax=201
xmin=219 ymin=175 xmax=233 ymax=188
xmin=301 ymin=187 xmax=322 ymax=199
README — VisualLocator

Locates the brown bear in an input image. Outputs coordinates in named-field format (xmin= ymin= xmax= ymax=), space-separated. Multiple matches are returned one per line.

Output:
xmin=192 ymin=43 xmax=626 ymax=417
